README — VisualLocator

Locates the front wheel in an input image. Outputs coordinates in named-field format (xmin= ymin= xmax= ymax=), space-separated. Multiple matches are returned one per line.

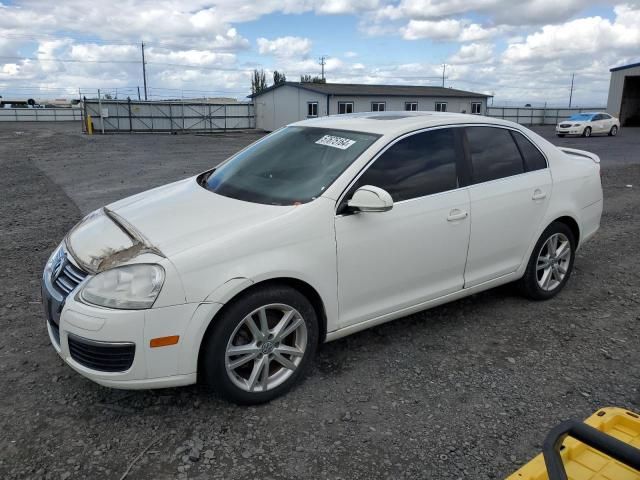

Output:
xmin=582 ymin=126 xmax=592 ymax=137
xmin=200 ymin=284 xmax=319 ymax=404
xmin=518 ymin=222 xmax=576 ymax=300
xmin=609 ymin=125 xmax=618 ymax=136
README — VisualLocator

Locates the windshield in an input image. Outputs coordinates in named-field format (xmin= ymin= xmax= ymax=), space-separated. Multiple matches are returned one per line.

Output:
xmin=204 ymin=127 xmax=380 ymax=205
xmin=568 ymin=114 xmax=594 ymax=121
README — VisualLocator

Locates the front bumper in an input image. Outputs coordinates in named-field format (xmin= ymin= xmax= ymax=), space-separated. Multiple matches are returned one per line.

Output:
xmin=41 ymin=258 xmax=219 ymax=390
xmin=556 ymin=127 xmax=583 ymax=135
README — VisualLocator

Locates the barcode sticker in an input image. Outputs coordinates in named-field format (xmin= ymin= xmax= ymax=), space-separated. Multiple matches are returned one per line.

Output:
xmin=315 ymin=135 xmax=356 ymax=150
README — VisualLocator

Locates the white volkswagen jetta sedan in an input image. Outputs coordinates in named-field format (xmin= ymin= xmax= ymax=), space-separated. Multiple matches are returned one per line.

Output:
xmin=556 ymin=112 xmax=620 ymax=137
xmin=42 ymin=112 xmax=603 ymax=404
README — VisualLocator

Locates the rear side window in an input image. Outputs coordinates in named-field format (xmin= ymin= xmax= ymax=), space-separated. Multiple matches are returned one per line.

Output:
xmin=351 ymin=128 xmax=459 ymax=202
xmin=465 ymin=127 xmax=524 ymax=183
xmin=512 ymin=131 xmax=547 ymax=171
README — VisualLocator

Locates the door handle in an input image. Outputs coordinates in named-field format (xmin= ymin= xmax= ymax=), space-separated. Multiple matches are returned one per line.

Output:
xmin=447 ymin=209 xmax=468 ymax=221
xmin=532 ymin=189 xmax=547 ymax=201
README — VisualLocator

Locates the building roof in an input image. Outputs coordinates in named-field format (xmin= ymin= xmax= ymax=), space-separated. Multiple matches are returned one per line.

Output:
xmin=249 ymin=82 xmax=491 ymax=99
xmin=610 ymin=62 xmax=640 ymax=72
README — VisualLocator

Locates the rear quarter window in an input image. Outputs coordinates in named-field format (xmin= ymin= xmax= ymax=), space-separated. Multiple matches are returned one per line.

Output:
xmin=511 ymin=131 xmax=547 ymax=171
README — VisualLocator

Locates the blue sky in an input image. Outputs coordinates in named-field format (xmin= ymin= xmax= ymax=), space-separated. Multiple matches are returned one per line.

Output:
xmin=0 ymin=1 xmax=638 ymax=105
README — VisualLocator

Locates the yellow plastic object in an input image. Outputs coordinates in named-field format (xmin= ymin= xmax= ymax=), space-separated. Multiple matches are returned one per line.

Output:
xmin=507 ymin=407 xmax=640 ymax=480
xmin=86 ymin=115 xmax=93 ymax=135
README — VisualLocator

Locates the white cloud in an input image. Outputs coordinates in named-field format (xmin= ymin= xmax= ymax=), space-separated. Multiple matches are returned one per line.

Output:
xmin=449 ymin=43 xmax=494 ymax=64
xmin=503 ymin=6 xmax=640 ymax=63
xmin=257 ymin=36 xmax=313 ymax=58
xmin=402 ymin=19 xmax=500 ymax=41
xmin=344 ymin=51 xmax=358 ymax=58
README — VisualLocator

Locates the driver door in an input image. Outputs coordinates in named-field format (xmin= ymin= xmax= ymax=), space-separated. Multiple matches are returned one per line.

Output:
xmin=334 ymin=127 xmax=471 ymax=328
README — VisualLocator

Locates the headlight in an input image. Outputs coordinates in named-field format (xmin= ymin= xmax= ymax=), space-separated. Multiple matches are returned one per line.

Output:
xmin=573 ymin=124 xmax=581 ymax=127
xmin=79 ymin=264 xmax=165 ymax=310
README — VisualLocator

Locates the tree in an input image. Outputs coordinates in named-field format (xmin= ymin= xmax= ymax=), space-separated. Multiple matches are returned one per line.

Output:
xmin=251 ymin=69 xmax=268 ymax=95
xmin=273 ymin=71 xmax=287 ymax=85
xmin=300 ymin=74 xmax=326 ymax=84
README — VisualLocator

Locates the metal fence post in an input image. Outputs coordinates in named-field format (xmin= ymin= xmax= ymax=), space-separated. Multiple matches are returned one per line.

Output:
xmin=128 ymin=98 xmax=133 ymax=132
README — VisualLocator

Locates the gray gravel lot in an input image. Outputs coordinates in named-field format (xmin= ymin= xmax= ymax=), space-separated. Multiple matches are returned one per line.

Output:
xmin=0 ymin=122 xmax=638 ymax=480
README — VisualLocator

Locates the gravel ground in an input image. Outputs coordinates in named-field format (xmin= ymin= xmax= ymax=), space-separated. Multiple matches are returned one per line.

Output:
xmin=0 ymin=122 xmax=638 ymax=480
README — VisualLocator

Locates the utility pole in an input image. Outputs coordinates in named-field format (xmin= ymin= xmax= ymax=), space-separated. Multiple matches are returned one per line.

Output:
xmin=319 ymin=56 xmax=326 ymax=81
xmin=569 ymin=73 xmax=575 ymax=108
xmin=441 ymin=64 xmax=446 ymax=87
xmin=141 ymin=41 xmax=148 ymax=101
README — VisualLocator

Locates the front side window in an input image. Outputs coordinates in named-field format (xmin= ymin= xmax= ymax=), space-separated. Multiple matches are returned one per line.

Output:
xmin=338 ymin=102 xmax=354 ymax=114
xmin=435 ymin=102 xmax=447 ymax=112
xmin=405 ymin=102 xmax=418 ymax=111
xmin=307 ymin=102 xmax=318 ymax=117
xmin=465 ymin=127 xmax=524 ymax=183
xmin=512 ymin=131 xmax=547 ymax=171
xmin=471 ymin=102 xmax=482 ymax=114
xmin=371 ymin=102 xmax=386 ymax=112
xmin=204 ymin=127 xmax=380 ymax=205
xmin=349 ymin=128 xmax=460 ymax=202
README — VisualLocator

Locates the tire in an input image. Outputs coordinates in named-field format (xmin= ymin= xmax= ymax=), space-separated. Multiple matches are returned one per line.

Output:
xmin=582 ymin=126 xmax=592 ymax=137
xmin=609 ymin=125 xmax=618 ymax=136
xmin=557 ymin=134 xmax=565 ymax=137
xmin=200 ymin=284 xmax=319 ymax=404
xmin=518 ymin=222 xmax=576 ymax=300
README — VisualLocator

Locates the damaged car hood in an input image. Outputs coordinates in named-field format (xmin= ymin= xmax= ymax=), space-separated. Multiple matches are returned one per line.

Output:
xmin=66 ymin=176 xmax=297 ymax=267
xmin=65 ymin=208 xmax=164 ymax=274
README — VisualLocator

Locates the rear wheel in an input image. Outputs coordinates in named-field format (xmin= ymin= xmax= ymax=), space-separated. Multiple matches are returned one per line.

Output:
xmin=200 ymin=284 xmax=319 ymax=404
xmin=518 ymin=222 xmax=576 ymax=300
xmin=609 ymin=125 xmax=618 ymax=136
xmin=582 ymin=126 xmax=592 ymax=137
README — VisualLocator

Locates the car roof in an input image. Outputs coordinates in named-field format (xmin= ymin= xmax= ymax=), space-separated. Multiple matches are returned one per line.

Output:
xmin=289 ymin=111 xmax=519 ymax=136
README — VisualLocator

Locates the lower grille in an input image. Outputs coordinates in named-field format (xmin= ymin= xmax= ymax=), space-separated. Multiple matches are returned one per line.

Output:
xmin=68 ymin=333 xmax=135 ymax=372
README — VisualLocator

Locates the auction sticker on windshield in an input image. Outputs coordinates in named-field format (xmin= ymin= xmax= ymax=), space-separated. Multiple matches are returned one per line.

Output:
xmin=315 ymin=135 xmax=356 ymax=150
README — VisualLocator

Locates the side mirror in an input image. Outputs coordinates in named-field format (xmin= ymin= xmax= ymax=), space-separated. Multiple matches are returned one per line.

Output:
xmin=347 ymin=185 xmax=393 ymax=213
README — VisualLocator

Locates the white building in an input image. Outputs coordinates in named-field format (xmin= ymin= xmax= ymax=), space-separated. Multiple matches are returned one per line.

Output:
xmin=250 ymin=82 xmax=491 ymax=131
xmin=607 ymin=62 xmax=640 ymax=127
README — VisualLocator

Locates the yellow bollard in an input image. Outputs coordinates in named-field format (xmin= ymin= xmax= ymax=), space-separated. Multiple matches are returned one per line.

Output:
xmin=86 ymin=115 xmax=93 ymax=135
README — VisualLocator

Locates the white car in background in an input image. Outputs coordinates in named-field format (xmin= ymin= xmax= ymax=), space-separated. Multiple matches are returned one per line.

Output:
xmin=42 ymin=112 xmax=603 ymax=404
xmin=556 ymin=112 xmax=620 ymax=137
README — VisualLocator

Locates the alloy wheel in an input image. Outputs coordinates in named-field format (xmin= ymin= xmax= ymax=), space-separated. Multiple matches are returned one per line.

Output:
xmin=536 ymin=233 xmax=571 ymax=291
xmin=225 ymin=303 xmax=307 ymax=393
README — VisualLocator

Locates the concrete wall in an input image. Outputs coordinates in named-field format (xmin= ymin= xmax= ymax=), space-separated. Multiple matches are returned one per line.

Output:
xmin=253 ymin=86 xmax=488 ymax=131
xmin=607 ymin=65 xmax=640 ymax=125
xmin=328 ymin=96 xmax=486 ymax=116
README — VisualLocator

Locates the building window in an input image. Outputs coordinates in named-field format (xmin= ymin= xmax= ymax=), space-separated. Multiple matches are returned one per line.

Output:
xmin=471 ymin=102 xmax=482 ymax=114
xmin=435 ymin=102 xmax=447 ymax=112
xmin=307 ymin=102 xmax=318 ymax=117
xmin=371 ymin=102 xmax=386 ymax=112
xmin=338 ymin=102 xmax=354 ymax=114
xmin=405 ymin=102 xmax=418 ymax=111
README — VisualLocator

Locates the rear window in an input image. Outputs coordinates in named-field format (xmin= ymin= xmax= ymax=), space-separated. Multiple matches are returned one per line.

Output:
xmin=465 ymin=127 xmax=524 ymax=183
xmin=204 ymin=127 xmax=380 ymax=205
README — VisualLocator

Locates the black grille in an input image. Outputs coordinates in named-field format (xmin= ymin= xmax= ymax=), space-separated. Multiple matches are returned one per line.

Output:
xmin=53 ymin=259 xmax=87 ymax=297
xmin=68 ymin=334 xmax=135 ymax=372
xmin=559 ymin=123 xmax=572 ymax=128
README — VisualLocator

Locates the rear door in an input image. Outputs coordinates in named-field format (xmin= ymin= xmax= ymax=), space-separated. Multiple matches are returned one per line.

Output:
xmin=335 ymin=127 xmax=471 ymax=328
xmin=463 ymin=126 xmax=552 ymax=287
